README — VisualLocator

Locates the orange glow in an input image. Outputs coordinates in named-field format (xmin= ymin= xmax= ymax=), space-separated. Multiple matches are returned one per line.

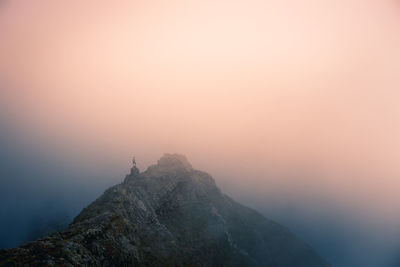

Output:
xmin=1 ymin=0 xmax=400 ymax=222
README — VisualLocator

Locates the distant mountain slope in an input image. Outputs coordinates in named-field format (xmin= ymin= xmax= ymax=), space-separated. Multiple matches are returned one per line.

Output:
xmin=0 ymin=154 xmax=329 ymax=266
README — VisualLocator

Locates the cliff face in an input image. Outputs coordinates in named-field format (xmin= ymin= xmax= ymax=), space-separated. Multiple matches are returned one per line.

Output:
xmin=0 ymin=154 xmax=329 ymax=267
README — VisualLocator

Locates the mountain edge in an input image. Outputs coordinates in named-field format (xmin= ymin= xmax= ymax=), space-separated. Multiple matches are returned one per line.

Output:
xmin=0 ymin=153 xmax=329 ymax=267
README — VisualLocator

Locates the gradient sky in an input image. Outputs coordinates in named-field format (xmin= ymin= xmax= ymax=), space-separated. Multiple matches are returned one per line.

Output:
xmin=1 ymin=1 xmax=400 ymax=266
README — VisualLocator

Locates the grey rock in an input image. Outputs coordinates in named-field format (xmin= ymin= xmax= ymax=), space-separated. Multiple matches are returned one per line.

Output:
xmin=0 ymin=153 xmax=329 ymax=267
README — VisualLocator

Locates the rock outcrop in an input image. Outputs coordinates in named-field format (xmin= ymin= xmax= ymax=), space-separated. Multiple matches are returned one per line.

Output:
xmin=0 ymin=154 xmax=329 ymax=266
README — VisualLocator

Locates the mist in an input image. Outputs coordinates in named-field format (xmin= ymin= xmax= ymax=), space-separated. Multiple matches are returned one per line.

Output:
xmin=0 ymin=117 xmax=122 ymax=248
xmin=1 ymin=0 xmax=400 ymax=266
xmin=1 ymin=116 xmax=399 ymax=266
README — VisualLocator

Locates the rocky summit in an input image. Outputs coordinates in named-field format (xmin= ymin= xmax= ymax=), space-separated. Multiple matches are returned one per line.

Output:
xmin=0 ymin=154 xmax=329 ymax=266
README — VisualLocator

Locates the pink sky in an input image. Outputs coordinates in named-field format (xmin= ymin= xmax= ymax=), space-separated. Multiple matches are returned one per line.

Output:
xmin=1 ymin=0 xmax=400 ymax=223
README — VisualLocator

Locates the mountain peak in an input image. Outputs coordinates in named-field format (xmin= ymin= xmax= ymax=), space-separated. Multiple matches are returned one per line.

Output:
xmin=157 ymin=153 xmax=192 ymax=169
xmin=144 ymin=153 xmax=193 ymax=174
xmin=0 ymin=155 xmax=329 ymax=267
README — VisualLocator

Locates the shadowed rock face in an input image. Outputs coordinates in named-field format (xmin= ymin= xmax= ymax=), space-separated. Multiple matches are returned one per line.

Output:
xmin=0 ymin=154 xmax=329 ymax=267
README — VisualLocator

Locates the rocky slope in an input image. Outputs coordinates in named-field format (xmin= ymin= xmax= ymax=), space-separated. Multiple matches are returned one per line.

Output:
xmin=0 ymin=154 xmax=329 ymax=266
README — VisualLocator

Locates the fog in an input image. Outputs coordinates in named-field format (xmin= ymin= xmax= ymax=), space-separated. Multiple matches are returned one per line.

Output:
xmin=0 ymin=117 xmax=121 ymax=248
xmin=1 ymin=0 xmax=400 ymax=266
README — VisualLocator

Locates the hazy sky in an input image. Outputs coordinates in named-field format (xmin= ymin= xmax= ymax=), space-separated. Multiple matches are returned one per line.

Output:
xmin=1 ymin=1 xmax=400 ymax=265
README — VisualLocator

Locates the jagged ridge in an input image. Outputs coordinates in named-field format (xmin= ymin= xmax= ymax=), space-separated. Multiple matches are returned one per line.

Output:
xmin=0 ymin=154 xmax=329 ymax=267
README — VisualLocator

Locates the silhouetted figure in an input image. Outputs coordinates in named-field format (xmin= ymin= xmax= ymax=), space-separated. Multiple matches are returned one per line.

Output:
xmin=132 ymin=156 xmax=136 ymax=168
xmin=130 ymin=156 xmax=139 ymax=176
